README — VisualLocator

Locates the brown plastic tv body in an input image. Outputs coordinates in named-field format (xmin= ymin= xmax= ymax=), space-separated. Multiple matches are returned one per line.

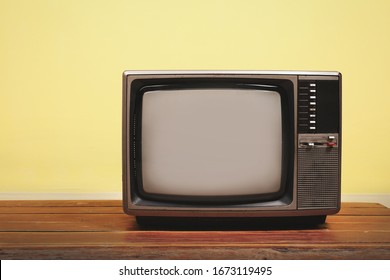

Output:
xmin=122 ymin=71 xmax=341 ymax=225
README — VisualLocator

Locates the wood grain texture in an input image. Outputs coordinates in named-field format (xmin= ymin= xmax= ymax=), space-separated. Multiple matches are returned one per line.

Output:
xmin=0 ymin=201 xmax=389 ymax=259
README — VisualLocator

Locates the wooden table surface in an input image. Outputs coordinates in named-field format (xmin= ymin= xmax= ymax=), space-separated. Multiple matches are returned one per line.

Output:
xmin=0 ymin=201 xmax=389 ymax=259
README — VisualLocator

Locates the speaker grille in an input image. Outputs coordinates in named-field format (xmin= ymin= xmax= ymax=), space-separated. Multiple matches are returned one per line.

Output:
xmin=298 ymin=147 xmax=340 ymax=209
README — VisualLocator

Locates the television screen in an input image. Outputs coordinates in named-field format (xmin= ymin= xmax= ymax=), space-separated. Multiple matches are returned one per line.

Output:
xmin=141 ymin=88 xmax=283 ymax=197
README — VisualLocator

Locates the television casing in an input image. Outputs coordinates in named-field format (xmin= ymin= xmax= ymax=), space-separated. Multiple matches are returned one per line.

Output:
xmin=122 ymin=70 xmax=341 ymax=223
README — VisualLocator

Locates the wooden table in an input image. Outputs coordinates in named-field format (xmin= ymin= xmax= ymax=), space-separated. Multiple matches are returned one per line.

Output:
xmin=0 ymin=201 xmax=389 ymax=259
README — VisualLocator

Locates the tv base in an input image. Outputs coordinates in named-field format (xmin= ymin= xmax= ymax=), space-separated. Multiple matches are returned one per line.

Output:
xmin=135 ymin=215 xmax=327 ymax=229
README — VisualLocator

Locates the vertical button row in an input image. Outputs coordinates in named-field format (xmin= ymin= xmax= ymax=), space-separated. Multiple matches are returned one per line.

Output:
xmin=308 ymin=83 xmax=317 ymax=131
xmin=298 ymin=81 xmax=317 ymax=133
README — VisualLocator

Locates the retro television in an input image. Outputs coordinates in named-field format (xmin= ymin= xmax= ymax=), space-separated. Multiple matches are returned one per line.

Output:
xmin=122 ymin=71 xmax=341 ymax=225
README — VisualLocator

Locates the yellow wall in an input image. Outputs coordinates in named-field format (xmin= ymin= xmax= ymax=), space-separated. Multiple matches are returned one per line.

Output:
xmin=1 ymin=0 xmax=389 ymax=194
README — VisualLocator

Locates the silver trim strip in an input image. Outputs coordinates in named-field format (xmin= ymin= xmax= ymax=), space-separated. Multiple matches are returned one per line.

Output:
xmin=124 ymin=70 xmax=341 ymax=77
xmin=299 ymin=75 xmax=340 ymax=80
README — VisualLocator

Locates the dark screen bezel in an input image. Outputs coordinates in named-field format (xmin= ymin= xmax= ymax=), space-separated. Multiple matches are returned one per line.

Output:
xmin=129 ymin=78 xmax=294 ymax=205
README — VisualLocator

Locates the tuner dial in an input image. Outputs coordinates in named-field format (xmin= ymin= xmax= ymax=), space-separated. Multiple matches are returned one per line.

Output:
xmin=326 ymin=141 xmax=337 ymax=147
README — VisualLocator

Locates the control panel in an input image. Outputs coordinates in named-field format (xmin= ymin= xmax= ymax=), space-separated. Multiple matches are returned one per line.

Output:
xmin=299 ymin=133 xmax=339 ymax=148
xmin=298 ymin=78 xmax=340 ymax=134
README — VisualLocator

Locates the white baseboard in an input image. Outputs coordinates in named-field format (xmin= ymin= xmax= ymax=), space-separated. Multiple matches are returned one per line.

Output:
xmin=0 ymin=192 xmax=389 ymax=207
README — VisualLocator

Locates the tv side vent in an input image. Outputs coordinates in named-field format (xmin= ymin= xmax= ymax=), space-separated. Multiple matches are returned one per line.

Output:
xmin=297 ymin=146 xmax=340 ymax=209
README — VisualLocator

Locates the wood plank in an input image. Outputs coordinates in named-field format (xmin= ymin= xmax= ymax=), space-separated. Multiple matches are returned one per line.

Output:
xmin=327 ymin=215 xmax=390 ymax=223
xmin=1 ymin=214 xmax=390 ymax=232
xmin=0 ymin=206 xmax=124 ymax=214
xmin=1 ymin=220 xmax=389 ymax=232
xmin=0 ymin=203 xmax=387 ymax=215
xmin=1 ymin=206 xmax=389 ymax=215
xmin=338 ymin=207 xmax=390 ymax=216
xmin=1 ymin=246 xmax=390 ymax=260
xmin=0 ymin=214 xmax=136 ymax=231
xmin=340 ymin=202 xmax=386 ymax=208
xmin=0 ymin=200 xmax=122 ymax=207
xmin=0 ymin=214 xmax=390 ymax=234
xmin=0 ymin=200 xmax=386 ymax=209
xmin=1 ymin=231 xmax=390 ymax=246
xmin=0 ymin=208 xmax=388 ymax=216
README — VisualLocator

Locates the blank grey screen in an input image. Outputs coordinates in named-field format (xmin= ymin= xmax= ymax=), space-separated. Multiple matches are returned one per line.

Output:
xmin=141 ymin=88 xmax=282 ymax=196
